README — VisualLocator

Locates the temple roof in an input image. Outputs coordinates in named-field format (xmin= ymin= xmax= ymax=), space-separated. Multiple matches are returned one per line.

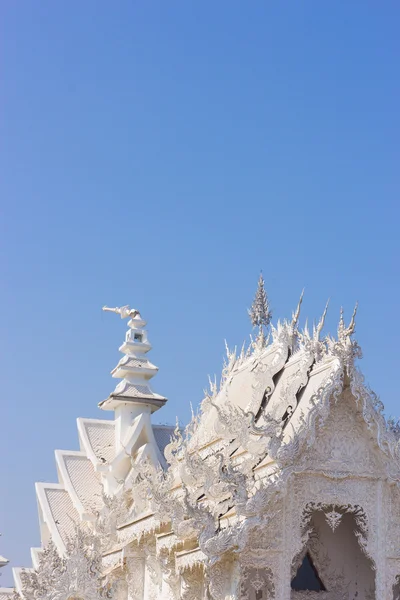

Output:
xmin=111 ymin=355 xmax=158 ymax=379
xmin=5 ymin=306 xmax=174 ymax=589
xmin=77 ymin=418 xmax=115 ymax=465
xmin=9 ymin=289 xmax=390 ymax=596
xmin=190 ymin=289 xmax=357 ymax=465
xmin=32 ymin=415 xmax=175 ymax=556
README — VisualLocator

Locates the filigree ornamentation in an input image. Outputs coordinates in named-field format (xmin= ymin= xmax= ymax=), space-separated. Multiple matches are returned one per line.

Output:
xmin=180 ymin=566 xmax=204 ymax=600
xmin=124 ymin=548 xmax=145 ymax=600
xmin=19 ymin=526 xmax=112 ymax=600
xmin=250 ymin=570 xmax=265 ymax=592
xmin=324 ymin=507 xmax=342 ymax=532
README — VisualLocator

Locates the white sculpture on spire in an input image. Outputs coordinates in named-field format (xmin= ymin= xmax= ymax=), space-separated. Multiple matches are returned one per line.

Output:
xmin=248 ymin=272 xmax=272 ymax=329
xmin=248 ymin=272 xmax=272 ymax=348
xmin=102 ymin=305 xmax=139 ymax=319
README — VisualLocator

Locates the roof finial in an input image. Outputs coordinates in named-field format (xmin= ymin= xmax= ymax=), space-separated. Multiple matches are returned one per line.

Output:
xmin=338 ymin=306 xmax=345 ymax=335
xmin=103 ymin=305 xmax=139 ymax=319
xmin=248 ymin=272 xmax=272 ymax=330
xmin=291 ymin=289 xmax=304 ymax=328
xmin=99 ymin=305 xmax=167 ymax=426
xmin=348 ymin=302 xmax=358 ymax=335
xmin=314 ymin=299 xmax=329 ymax=340
xmin=337 ymin=302 xmax=358 ymax=340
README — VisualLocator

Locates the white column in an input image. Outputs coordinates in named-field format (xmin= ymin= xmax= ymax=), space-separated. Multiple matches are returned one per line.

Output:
xmin=227 ymin=557 xmax=241 ymax=599
xmin=125 ymin=552 xmax=145 ymax=600
xmin=159 ymin=549 xmax=179 ymax=600
xmin=180 ymin=566 xmax=205 ymax=599
xmin=143 ymin=542 xmax=161 ymax=600
xmin=208 ymin=558 xmax=240 ymax=600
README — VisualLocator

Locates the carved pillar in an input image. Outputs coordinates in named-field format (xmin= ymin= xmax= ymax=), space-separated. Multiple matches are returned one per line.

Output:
xmin=208 ymin=557 xmax=240 ymax=600
xmin=143 ymin=541 xmax=162 ymax=600
xmin=125 ymin=550 xmax=145 ymax=600
xmin=180 ymin=566 xmax=204 ymax=600
xmin=227 ymin=557 xmax=241 ymax=599
xmin=159 ymin=549 xmax=179 ymax=600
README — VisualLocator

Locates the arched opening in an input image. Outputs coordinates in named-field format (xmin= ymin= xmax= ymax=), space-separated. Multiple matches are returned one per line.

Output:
xmin=291 ymin=505 xmax=375 ymax=599
xmin=240 ymin=566 xmax=275 ymax=600
xmin=291 ymin=552 xmax=326 ymax=591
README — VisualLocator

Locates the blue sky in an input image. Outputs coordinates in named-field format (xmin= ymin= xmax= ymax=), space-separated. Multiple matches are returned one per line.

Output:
xmin=0 ymin=1 xmax=399 ymax=585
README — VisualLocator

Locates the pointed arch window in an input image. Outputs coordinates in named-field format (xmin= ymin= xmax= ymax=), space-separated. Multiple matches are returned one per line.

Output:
xmin=291 ymin=552 xmax=326 ymax=592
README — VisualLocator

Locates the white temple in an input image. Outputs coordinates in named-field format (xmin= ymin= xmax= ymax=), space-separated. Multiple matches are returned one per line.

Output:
xmin=3 ymin=277 xmax=400 ymax=599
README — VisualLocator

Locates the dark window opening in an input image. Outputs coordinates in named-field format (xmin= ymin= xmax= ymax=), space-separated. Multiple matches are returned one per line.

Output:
xmin=134 ymin=333 xmax=143 ymax=342
xmin=291 ymin=553 xmax=326 ymax=592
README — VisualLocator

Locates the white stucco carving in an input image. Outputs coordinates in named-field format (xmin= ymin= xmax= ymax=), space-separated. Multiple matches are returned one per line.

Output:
xmin=4 ymin=281 xmax=400 ymax=599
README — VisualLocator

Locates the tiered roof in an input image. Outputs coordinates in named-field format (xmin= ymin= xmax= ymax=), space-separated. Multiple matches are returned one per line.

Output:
xmin=99 ymin=307 xmax=167 ymax=411
xmin=7 ymin=306 xmax=174 ymax=594
xmin=4 ymin=285 xmax=396 ymax=598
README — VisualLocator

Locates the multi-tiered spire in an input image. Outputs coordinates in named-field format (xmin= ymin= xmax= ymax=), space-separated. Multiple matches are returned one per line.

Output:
xmin=99 ymin=305 xmax=167 ymax=449
xmin=249 ymin=272 xmax=272 ymax=346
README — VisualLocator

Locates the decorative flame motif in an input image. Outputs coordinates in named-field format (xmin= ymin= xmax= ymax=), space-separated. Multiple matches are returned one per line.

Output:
xmin=250 ymin=570 xmax=265 ymax=593
xmin=325 ymin=507 xmax=343 ymax=532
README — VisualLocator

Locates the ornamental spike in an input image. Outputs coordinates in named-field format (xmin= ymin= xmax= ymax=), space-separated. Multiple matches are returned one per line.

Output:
xmin=338 ymin=306 xmax=345 ymax=338
xmin=347 ymin=301 xmax=358 ymax=336
xmin=338 ymin=302 xmax=358 ymax=341
xmin=304 ymin=318 xmax=309 ymax=338
xmin=314 ymin=299 xmax=330 ymax=340
xmin=291 ymin=289 xmax=304 ymax=328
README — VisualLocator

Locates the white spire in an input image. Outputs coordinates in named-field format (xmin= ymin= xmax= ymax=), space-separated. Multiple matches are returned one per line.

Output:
xmin=99 ymin=305 xmax=167 ymax=413
xmin=248 ymin=273 xmax=272 ymax=348
xmin=249 ymin=272 xmax=272 ymax=330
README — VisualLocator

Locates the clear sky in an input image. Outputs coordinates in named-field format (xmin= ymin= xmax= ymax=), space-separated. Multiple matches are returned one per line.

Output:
xmin=0 ymin=0 xmax=399 ymax=586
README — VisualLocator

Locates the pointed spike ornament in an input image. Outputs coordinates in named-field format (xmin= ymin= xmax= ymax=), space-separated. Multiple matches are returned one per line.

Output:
xmin=348 ymin=302 xmax=358 ymax=335
xmin=249 ymin=273 xmax=272 ymax=329
xmin=338 ymin=302 xmax=358 ymax=341
xmin=338 ymin=306 xmax=346 ymax=338
xmin=314 ymin=299 xmax=329 ymax=340
xmin=248 ymin=273 xmax=272 ymax=350
xmin=291 ymin=289 xmax=304 ymax=328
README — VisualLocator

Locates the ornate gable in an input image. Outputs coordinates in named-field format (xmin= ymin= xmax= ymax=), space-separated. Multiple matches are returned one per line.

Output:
xmin=7 ymin=283 xmax=400 ymax=600
xmin=304 ymin=389 xmax=387 ymax=478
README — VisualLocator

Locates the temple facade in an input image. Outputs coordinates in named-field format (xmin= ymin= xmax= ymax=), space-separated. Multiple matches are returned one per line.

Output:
xmin=3 ymin=278 xmax=400 ymax=599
